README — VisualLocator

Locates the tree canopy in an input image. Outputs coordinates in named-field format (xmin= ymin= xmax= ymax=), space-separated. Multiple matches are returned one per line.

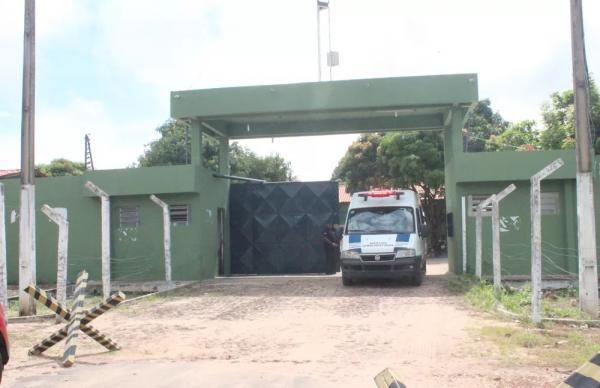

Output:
xmin=331 ymin=134 xmax=385 ymax=193
xmin=486 ymin=120 xmax=538 ymax=151
xmin=36 ymin=158 xmax=86 ymax=177
xmin=229 ymin=143 xmax=294 ymax=182
xmin=332 ymin=82 xmax=600 ymax=253
xmin=137 ymin=120 xmax=191 ymax=167
xmin=463 ymin=99 xmax=508 ymax=152
xmin=333 ymin=131 xmax=446 ymax=253
xmin=539 ymin=80 xmax=600 ymax=153
xmin=464 ymin=80 xmax=600 ymax=153
xmin=137 ymin=119 xmax=294 ymax=181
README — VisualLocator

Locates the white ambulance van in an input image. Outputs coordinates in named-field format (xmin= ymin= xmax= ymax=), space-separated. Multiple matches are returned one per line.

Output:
xmin=340 ymin=189 xmax=428 ymax=286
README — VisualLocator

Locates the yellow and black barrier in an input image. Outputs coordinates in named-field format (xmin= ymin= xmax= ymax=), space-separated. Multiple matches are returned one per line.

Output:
xmin=62 ymin=271 xmax=88 ymax=367
xmin=28 ymin=292 xmax=124 ymax=355
xmin=374 ymin=368 xmax=406 ymax=388
xmin=24 ymin=284 xmax=71 ymax=321
xmin=25 ymin=272 xmax=126 ymax=364
xmin=557 ymin=353 xmax=600 ymax=388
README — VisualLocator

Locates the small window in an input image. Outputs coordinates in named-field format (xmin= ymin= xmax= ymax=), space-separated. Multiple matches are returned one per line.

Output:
xmin=468 ymin=194 xmax=493 ymax=217
xmin=541 ymin=192 xmax=560 ymax=215
xmin=170 ymin=204 xmax=190 ymax=226
xmin=119 ymin=207 xmax=140 ymax=228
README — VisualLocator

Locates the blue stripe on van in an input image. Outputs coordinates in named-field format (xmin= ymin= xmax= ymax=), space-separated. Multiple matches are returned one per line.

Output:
xmin=396 ymin=233 xmax=410 ymax=242
xmin=349 ymin=234 xmax=361 ymax=243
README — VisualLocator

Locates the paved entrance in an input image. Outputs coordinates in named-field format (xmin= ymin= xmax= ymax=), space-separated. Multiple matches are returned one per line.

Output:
xmin=5 ymin=257 xmax=565 ymax=388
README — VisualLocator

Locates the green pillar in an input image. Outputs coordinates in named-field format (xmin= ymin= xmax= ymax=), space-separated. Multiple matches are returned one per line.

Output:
xmin=217 ymin=135 xmax=231 ymax=275
xmin=190 ymin=120 xmax=203 ymax=166
xmin=443 ymin=107 xmax=465 ymax=273
xmin=219 ymin=136 xmax=230 ymax=175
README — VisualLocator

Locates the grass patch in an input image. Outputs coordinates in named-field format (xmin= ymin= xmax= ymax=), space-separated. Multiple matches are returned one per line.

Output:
xmin=7 ymin=295 xmax=105 ymax=318
xmin=449 ymin=275 xmax=596 ymax=321
xmin=479 ymin=325 xmax=600 ymax=369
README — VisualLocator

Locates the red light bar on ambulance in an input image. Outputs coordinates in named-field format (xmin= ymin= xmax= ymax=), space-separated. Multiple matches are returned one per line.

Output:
xmin=358 ymin=190 xmax=404 ymax=201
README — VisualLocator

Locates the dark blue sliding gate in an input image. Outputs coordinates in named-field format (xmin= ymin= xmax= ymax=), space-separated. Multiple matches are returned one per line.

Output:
xmin=230 ymin=181 xmax=339 ymax=274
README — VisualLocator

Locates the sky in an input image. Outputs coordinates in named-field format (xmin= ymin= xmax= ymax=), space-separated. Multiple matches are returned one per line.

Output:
xmin=1 ymin=0 xmax=599 ymax=180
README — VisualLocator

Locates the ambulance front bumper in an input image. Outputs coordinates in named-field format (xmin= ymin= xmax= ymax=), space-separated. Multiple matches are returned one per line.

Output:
xmin=341 ymin=256 xmax=422 ymax=279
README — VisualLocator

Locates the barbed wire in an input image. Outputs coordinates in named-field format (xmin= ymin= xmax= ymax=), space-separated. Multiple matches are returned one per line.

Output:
xmin=475 ymin=239 xmax=579 ymax=277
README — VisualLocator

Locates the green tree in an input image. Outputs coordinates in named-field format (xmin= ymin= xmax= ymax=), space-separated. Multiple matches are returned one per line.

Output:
xmin=37 ymin=158 xmax=86 ymax=177
xmin=331 ymin=133 xmax=387 ymax=192
xmin=229 ymin=143 xmax=294 ymax=181
xmin=378 ymin=131 xmax=446 ymax=252
xmin=333 ymin=131 xmax=447 ymax=253
xmin=486 ymin=120 xmax=539 ymax=151
xmin=539 ymin=90 xmax=576 ymax=150
xmin=138 ymin=119 xmax=191 ymax=167
xmin=539 ymin=79 xmax=600 ymax=153
xmin=463 ymin=99 xmax=508 ymax=152
xmin=137 ymin=119 xmax=294 ymax=181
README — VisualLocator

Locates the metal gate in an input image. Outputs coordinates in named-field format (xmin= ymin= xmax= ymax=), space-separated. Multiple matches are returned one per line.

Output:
xmin=230 ymin=181 xmax=339 ymax=274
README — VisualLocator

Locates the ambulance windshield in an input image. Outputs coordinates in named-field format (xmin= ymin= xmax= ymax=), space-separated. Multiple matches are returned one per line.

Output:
xmin=346 ymin=207 xmax=415 ymax=234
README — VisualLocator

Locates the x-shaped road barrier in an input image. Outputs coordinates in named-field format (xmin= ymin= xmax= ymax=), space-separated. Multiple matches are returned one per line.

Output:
xmin=24 ymin=271 xmax=125 ymax=367
xmin=374 ymin=368 xmax=406 ymax=388
xmin=557 ymin=352 xmax=600 ymax=388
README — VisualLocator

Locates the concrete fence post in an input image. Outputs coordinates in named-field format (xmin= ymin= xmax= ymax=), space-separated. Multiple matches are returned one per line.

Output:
xmin=491 ymin=184 xmax=516 ymax=295
xmin=461 ymin=196 xmax=467 ymax=274
xmin=84 ymin=181 xmax=111 ymax=299
xmin=18 ymin=184 xmax=36 ymax=316
xmin=475 ymin=195 xmax=494 ymax=279
xmin=149 ymin=195 xmax=172 ymax=286
xmin=0 ymin=183 xmax=7 ymax=315
xmin=530 ymin=159 xmax=564 ymax=324
xmin=41 ymin=205 xmax=68 ymax=321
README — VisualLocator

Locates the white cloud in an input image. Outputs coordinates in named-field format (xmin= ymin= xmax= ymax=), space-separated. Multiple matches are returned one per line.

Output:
xmin=86 ymin=0 xmax=600 ymax=180
xmin=34 ymin=97 xmax=156 ymax=169
xmin=237 ymin=134 xmax=359 ymax=181
xmin=92 ymin=0 xmax=317 ymax=95
xmin=0 ymin=0 xmax=91 ymax=91
xmin=0 ymin=0 xmax=93 ymax=159
xmin=2 ymin=0 xmax=600 ymax=179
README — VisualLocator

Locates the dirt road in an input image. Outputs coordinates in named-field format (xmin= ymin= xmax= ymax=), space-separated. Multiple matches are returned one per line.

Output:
xmin=4 ymin=258 xmax=566 ymax=387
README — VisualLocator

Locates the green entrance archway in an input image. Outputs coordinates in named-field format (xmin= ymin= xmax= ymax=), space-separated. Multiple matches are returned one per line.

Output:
xmin=170 ymin=73 xmax=479 ymax=273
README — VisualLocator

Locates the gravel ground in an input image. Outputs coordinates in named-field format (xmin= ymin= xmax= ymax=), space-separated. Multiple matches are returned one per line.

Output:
xmin=3 ymin=258 xmax=567 ymax=387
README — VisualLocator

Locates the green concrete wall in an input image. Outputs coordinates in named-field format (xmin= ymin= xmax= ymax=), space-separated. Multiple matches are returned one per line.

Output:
xmin=1 ymin=164 xmax=229 ymax=285
xmin=447 ymin=150 xmax=600 ymax=278
xmin=458 ymin=180 xmax=574 ymax=277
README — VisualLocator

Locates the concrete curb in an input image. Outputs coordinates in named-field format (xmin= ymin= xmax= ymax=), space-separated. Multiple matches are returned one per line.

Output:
xmin=495 ymin=303 xmax=600 ymax=327
xmin=119 ymin=281 xmax=201 ymax=306
xmin=8 ymin=313 xmax=55 ymax=324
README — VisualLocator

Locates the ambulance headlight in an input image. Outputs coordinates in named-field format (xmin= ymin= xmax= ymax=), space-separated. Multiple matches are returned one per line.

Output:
xmin=395 ymin=249 xmax=416 ymax=258
xmin=341 ymin=250 xmax=361 ymax=259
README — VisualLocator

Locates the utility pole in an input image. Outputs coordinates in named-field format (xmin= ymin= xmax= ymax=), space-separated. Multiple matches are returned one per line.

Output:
xmin=316 ymin=1 xmax=328 ymax=81
xmin=84 ymin=134 xmax=95 ymax=171
xmin=570 ymin=0 xmax=598 ymax=316
xmin=18 ymin=0 xmax=36 ymax=316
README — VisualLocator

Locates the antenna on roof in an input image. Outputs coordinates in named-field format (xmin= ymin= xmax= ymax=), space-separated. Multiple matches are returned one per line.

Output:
xmin=84 ymin=134 xmax=95 ymax=171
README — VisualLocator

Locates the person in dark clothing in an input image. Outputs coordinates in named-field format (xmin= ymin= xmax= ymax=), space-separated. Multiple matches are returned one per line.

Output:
xmin=322 ymin=224 xmax=341 ymax=274
xmin=332 ymin=224 xmax=343 ymax=271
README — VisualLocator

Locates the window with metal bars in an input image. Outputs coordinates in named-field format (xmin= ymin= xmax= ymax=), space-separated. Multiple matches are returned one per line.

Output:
xmin=468 ymin=194 xmax=493 ymax=217
xmin=541 ymin=192 xmax=560 ymax=215
xmin=119 ymin=206 xmax=140 ymax=228
xmin=170 ymin=204 xmax=190 ymax=226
